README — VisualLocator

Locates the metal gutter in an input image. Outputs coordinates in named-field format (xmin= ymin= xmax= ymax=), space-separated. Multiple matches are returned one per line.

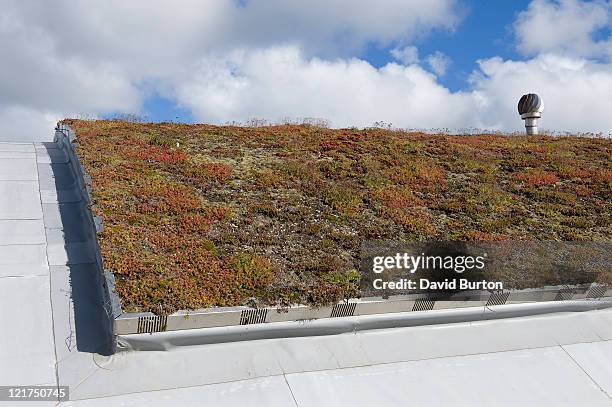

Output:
xmin=113 ymin=283 xmax=611 ymax=335
xmin=117 ymin=299 xmax=612 ymax=351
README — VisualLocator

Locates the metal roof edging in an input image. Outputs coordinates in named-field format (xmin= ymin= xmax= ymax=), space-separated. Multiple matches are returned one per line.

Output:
xmin=54 ymin=123 xmax=121 ymax=353
xmin=116 ymin=298 xmax=612 ymax=351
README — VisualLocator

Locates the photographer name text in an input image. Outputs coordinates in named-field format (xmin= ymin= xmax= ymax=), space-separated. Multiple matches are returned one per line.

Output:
xmin=372 ymin=278 xmax=503 ymax=291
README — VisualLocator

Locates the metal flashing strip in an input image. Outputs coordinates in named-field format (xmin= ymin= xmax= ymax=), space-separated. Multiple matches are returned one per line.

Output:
xmin=114 ymin=284 xmax=611 ymax=336
xmin=53 ymin=125 xmax=119 ymax=349
xmin=116 ymin=299 xmax=612 ymax=351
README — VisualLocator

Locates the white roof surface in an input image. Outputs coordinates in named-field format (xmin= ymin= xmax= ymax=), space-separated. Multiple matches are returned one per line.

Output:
xmin=0 ymin=140 xmax=611 ymax=406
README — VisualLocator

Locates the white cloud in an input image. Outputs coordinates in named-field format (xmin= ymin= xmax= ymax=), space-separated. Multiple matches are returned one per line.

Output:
xmin=174 ymin=47 xmax=612 ymax=134
xmin=175 ymin=46 xmax=479 ymax=129
xmin=390 ymin=46 xmax=420 ymax=65
xmin=1 ymin=0 xmax=611 ymax=140
xmin=515 ymin=0 xmax=612 ymax=59
xmin=426 ymin=51 xmax=451 ymax=76
xmin=0 ymin=3 xmax=143 ymax=133
xmin=1 ymin=0 xmax=460 ymax=74
xmin=0 ymin=105 xmax=62 ymax=142
xmin=0 ymin=0 xmax=460 ymax=140
xmin=470 ymin=53 xmax=612 ymax=133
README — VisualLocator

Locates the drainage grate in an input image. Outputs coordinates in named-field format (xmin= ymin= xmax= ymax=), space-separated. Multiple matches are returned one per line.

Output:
xmin=330 ymin=303 xmax=357 ymax=318
xmin=137 ymin=315 xmax=168 ymax=333
xmin=586 ymin=284 xmax=608 ymax=299
xmin=486 ymin=292 xmax=510 ymax=306
xmin=412 ymin=298 xmax=436 ymax=312
xmin=240 ymin=309 xmax=268 ymax=325
xmin=554 ymin=287 xmax=576 ymax=301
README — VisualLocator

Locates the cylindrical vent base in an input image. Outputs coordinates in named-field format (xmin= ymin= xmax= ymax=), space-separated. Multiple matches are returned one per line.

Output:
xmin=524 ymin=117 xmax=539 ymax=135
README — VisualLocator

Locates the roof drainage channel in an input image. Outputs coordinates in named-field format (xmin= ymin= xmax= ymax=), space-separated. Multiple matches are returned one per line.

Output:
xmin=117 ymin=299 xmax=612 ymax=351
xmin=114 ymin=283 xmax=611 ymax=336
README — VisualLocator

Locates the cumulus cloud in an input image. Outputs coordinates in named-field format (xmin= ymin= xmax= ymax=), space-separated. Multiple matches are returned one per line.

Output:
xmin=175 ymin=46 xmax=478 ymax=129
xmin=0 ymin=0 xmax=460 ymax=76
xmin=471 ymin=53 xmax=612 ymax=132
xmin=390 ymin=46 xmax=420 ymax=65
xmin=0 ymin=105 xmax=63 ymax=142
xmin=0 ymin=0 xmax=460 ymax=140
xmin=515 ymin=0 xmax=612 ymax=59
xmin=1 ymin=0 xmax=611 ymax=140
xmin=0 ymin=7 xmax=141 ymax=140
xmin=426 ymin=51 xmax=451 ymax=76
xmin=174 ymin=47 xmax=612 ymax=133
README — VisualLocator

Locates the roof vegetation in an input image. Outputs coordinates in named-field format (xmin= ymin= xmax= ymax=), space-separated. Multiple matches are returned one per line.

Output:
xmin=66 ymin=119 xmax=611 ymax=313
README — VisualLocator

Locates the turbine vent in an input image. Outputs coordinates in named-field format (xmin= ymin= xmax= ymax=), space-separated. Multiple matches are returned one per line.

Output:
xmin=518 ymin=93 xmax=543 ymax=115
xmin=518 ymin=93 xmax=544 ymax=135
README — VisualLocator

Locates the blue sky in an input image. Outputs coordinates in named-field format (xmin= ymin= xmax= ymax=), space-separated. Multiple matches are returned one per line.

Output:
xmin=2 ymin=0 xmax=611 ymax=138
xmin=141 ymin=94 xmax=195 ymax=124
xmin=359 ymin=1 xmax=532 ymax=91
xmin=141 ymin=0 xmax=533 ymax=122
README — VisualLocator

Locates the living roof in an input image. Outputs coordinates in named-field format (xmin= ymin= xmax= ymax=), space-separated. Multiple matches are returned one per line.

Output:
xmin=66 ymin=119 xmax=612 ymax=313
